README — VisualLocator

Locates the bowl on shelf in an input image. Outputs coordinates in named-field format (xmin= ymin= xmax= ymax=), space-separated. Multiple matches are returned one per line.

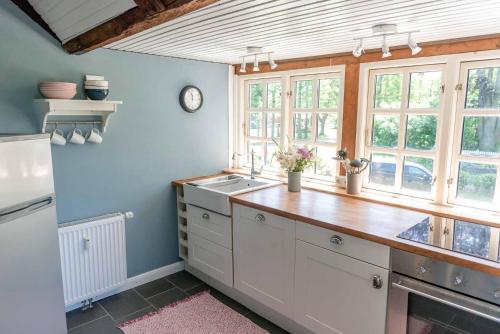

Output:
xmin=39 ymin=82 xmax=77 ymax=99
xmin=84 ymin=88 xmax=109 ymax=101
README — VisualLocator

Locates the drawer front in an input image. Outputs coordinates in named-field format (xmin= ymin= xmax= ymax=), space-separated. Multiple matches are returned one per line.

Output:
xmin=296 ymin=221 xmax=390 ymax=268
xmin=188 ymin=234 xmax=233 ymax=287
xmin=187 ymin=204 xmax=232 ymax=249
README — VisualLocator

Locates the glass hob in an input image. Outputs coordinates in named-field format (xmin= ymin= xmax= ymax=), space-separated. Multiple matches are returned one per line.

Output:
xmin=398 ymin=217 xmax=500 ymax=263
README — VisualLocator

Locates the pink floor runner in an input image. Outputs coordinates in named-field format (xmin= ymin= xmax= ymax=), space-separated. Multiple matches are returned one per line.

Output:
xmin=118 ymin=291 xmax=269 ymax=334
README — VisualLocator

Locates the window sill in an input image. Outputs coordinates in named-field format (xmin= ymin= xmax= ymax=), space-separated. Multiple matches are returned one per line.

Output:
xmin=224 ymin=167 xmax=500 ymax=227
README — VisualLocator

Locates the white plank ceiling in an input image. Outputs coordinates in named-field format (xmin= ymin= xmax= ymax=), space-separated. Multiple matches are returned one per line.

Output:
xmin=104 ymin=0 xmax=500 ymax=64
xmin=29 ymin=0 xmax=136 ymax=43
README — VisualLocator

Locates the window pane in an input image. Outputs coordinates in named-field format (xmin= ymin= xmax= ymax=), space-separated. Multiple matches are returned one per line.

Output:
xmin=267 ymin=83 xmax=282 ymax=109
xmin=405 ymin=115 xmax=437 ymax=151
xmin=374 ymin=74 xmax=402 ymax=108
xmin=403 ymin=157 xmax=434 ymax=193
xmin=265 ymin=142 xmax=279 ymax=168
xmin=249 ymin=112 xmax=262 ymax=137
xmin=465 ymin=67 xmax=500 ymax=109
xmin=295 ymin=80 xmax=313 ymax=109
xmin=461 ymin=116 xmax=500 ymax=157
xmin=369 ymin=153 xmax=397 ymax=187
xmin=453 ymin=221 xmax=491 ymax=258
xmin=293 ymin=113 xmax=312 ymax=140
xmin=266 ymin=112 xmax=281 ymax=139
xmin=316 ymin=113 xmax=338 ymax=143
xmin=457 ymin=162 xmax=497 ymax=202
xmin=408 ymin=71 xmax=442 ymax=108
xmin=319 ymin=78 xmax=340 ymax=109
xmin=249 ymin=83 xmax=263 ymax=109
xmin=372 ymin=115 xmax=399 ymax=148
xmin=311 ymin=146 xmax=335 ymax=177
xmin=247 ymin=141 xmax=263 ymax=165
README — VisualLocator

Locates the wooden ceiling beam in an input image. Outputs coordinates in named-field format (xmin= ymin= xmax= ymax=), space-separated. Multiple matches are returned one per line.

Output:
xmin=63 ymin=0 xmax=220 ymax=54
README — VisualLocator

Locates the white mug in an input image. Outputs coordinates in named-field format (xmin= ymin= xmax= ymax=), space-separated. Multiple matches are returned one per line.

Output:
xmin=86 ymin=128 xmax=102 ymax=144
xmin=67 ymin=128 xmax=85 ymax=145
xmin=50 ymin=128 xmax=66 ymax=146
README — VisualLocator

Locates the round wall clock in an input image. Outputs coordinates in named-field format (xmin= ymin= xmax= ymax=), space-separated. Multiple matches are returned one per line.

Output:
xmin=179 ymin=85 xmax=203 ymax=113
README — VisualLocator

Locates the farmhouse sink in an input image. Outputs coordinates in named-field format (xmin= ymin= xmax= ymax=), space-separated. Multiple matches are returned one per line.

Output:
xmin=183 ymin=174 xmax=281 ymax=215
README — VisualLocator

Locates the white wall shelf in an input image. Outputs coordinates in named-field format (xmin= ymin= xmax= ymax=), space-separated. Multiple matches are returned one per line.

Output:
xmin=35 ymin=99 xmax=122 ymax=133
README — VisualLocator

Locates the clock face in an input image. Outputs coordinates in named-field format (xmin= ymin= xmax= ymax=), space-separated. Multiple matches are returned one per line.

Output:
xmin=180 ymin=86 xmax=203 ymax=112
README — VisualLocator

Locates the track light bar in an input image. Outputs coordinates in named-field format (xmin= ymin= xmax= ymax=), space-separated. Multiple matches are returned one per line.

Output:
xmin=240 ymin=47 xmax=278 ymax=72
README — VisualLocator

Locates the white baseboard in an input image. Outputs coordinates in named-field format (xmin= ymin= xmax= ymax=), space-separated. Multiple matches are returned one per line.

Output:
xmin=65 ymin=260 xmax=185 ymax=312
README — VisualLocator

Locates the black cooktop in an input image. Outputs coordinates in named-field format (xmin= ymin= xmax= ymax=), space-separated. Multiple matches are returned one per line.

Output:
xmin=398 ymin=217 xmax=500 ymax=263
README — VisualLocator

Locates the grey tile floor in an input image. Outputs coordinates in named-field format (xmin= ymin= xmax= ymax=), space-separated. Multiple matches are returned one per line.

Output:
xmin=66 ymin=270 xmax=288 ymax=334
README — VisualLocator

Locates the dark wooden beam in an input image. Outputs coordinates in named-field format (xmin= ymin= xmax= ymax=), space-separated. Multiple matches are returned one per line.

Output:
xmin=10 ymin=0 xmax=61 ymax=43
xmin=63 ymin=0 xmax=220 ymax=54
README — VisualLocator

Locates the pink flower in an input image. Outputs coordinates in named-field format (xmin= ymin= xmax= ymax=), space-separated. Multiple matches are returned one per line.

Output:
xmin=297 ymin=147 xmax=313 ymax=159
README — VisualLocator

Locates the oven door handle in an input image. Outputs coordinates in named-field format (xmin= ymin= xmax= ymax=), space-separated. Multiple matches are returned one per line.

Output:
xmin=392 ymin=281 xmax=500 ymax=323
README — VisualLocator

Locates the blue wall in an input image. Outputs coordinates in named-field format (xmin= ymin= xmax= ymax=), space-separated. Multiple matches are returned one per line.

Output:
xmin=0 ymin=2 xmax=229 ymax=277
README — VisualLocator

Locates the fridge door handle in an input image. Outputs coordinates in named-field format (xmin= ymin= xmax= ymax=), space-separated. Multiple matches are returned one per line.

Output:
xmin=0 ymin=196 xmax=55 ymax=223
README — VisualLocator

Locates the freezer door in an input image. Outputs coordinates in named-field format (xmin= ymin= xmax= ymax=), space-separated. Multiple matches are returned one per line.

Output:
xmin=0 ymin=137 xmax=55 ymax=212
xmin=0 ymin=203 xmax=67 ymax=334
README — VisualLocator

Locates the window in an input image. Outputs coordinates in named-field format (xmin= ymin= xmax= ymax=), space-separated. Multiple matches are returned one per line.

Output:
xmin=244 ymin=79 xmax=283 ymax=169
xmin=449 ymin=60 xmax=500 ymax=209
xmin=240 ymin=68 xmax=344 ymax=181
xmin=363 ymin=65 xmax=444 ymax=197
xmin=291 ymin=74 xmax=342 ymax=179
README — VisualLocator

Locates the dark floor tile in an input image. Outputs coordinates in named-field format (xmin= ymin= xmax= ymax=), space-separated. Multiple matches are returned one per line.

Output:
xmin=245 ymin=312 xmax=289 ymax=334
xmin=148 ymin=287 xmax=187 ymax=308
xmin=66 ymin=303 xmax=107 ymax=330
xmin=115 ymin=306 xmax=155 ymax=325
xmin=98 ymin=289 xmax=149 ymax=320
xmin=68 ymin=316 xmax=122 ymax=334
xmin=165 ymin=270 xmax=203 ymax=291
xmin=185 ymin=282 xmax=210 ymax=296
xmin=135 ymin=278 xmax=174 ymax=298
xmin=210 ymin=289 xmax=250 ymax=315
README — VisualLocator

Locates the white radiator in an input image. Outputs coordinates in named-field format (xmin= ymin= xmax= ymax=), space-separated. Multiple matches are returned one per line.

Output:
xmin=58 ymin=213 xmax=127 ymax=307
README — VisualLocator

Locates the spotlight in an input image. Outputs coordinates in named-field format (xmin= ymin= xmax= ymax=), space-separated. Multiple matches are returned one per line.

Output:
xmin=381 ymin=35 xmax=391 ymax=58
xmin=352 ymin=39 xmax=364 ymax=57
xmin=407 ymin=33 xmax=422 ymax=55
xmin=268 ymin=53 xmax=278 ymax=70
xmin=239 ymin=57 xmax=246 ymax=73
xmin=253 ymin=55 xmax=260 ymax=72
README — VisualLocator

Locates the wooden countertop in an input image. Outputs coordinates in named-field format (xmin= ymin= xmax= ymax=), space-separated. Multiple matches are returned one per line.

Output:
xmin=230 ymin=185 xmax=500 ymax=276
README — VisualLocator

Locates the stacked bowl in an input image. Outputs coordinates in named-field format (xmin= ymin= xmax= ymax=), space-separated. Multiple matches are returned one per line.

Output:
xmin=39 ymin=82 xmax=77 ymax=99
xmin=85 ymin=80 xmax=109 ymax=100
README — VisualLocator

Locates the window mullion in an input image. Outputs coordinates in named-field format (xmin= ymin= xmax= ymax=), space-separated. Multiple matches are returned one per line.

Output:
xmin=395 ymin=71 xmax=410 ymax=190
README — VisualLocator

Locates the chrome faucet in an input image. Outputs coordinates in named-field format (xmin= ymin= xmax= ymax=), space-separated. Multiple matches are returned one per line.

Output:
xmin=250 ymin=149 xmax=263 ymax=179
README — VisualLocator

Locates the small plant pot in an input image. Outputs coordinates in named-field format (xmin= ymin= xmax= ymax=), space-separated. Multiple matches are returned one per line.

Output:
xmin=288 ymin=171 xmax=301 ymax=192
xmin=346 ymin=173 xmax=362 ymax=195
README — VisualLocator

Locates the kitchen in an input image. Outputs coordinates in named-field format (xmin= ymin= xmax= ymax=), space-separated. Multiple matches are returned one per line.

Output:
xmin=0 ymin=1 xmax=499 ymax=333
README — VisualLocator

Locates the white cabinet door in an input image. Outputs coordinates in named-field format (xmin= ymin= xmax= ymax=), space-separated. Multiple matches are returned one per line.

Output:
xmin=233 ymin=204 xmax=295 ymax=317
xmin=295 ymin=240 xmax=389 ymax=334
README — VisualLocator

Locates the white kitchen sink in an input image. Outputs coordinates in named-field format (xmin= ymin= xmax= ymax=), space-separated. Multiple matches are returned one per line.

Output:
xmin=183 ymin=174 xmax=281 ymax=215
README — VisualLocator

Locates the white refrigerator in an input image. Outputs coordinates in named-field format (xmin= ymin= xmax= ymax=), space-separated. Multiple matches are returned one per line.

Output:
xmin=0 ymin=134 xmax=67 ymax=334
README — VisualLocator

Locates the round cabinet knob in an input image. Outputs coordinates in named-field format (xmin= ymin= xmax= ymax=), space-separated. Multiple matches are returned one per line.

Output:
xmin=202 ymin=213 xmax=210 ymax=220
xmin=372 ymin=275 xmax=383 ymax=289
xmin=255 ymin=213 xmax=265 ymax=222
xmin=453 ymin=274 xmax=464 ymax=286
xmin=330 ymin=235 xmax=343 ymax=246
xmin=494 ymin=290 xmax=500 ymax=299
xmin=416 ymin=266 xmax=427 ymax=275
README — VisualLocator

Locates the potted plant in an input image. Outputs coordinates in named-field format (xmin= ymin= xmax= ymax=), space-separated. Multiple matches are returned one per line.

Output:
xmin=273 ymin=139 xmax=316 ymax=192
xmin=333 ymin=148 xmax=370 ymax=195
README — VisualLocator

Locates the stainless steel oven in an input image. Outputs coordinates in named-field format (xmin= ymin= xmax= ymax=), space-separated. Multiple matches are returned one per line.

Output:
xmin=388 ymin=249 xmax=500 ymax=334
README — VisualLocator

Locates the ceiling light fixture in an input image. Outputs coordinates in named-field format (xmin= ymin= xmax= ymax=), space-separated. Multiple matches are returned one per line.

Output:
xmin=407 ymin=33 xmax=422 ymax=55
xmin=381 ymin=35 xmax=391 ymax=58
xmin=268 ymin=53 xmax=278 ymax=70
xmin=352 ymin=38 xmax=364 ymax=57
xmin=253 ymin=55 xmax=260 ymax=72
xmin=239 ymin=57 xmax=246 ymax=73
xmin=352 ymin=24 xmax=421 ymax=59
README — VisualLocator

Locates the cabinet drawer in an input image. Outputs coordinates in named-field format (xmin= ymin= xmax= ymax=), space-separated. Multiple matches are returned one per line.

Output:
xmin=188 ymin=234 xmax=233 ymax=287
xmin=296 ymin=221 xmax=389 ymax=268
xmin=187 ymin=204 xmax=232 ymax=249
